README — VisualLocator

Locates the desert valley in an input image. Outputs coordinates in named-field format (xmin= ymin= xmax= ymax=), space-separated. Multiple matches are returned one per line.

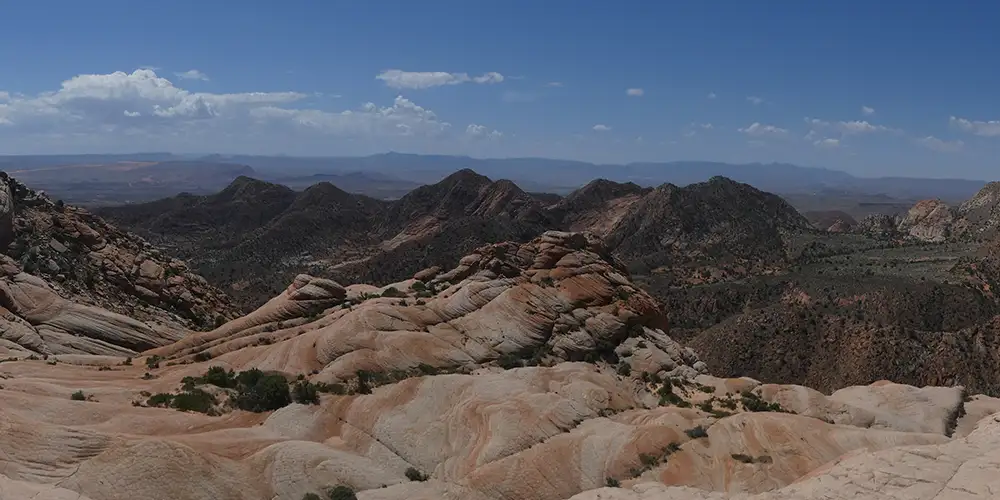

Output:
xmin=2 ymin=162 xmax=1000 ymax=499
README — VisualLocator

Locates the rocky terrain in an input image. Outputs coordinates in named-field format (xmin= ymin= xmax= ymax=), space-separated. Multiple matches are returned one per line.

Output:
xmin=0 ymin=173 xmax=237 ymax=357
xmin=2 ymin=226 xmax=1000 ymax=499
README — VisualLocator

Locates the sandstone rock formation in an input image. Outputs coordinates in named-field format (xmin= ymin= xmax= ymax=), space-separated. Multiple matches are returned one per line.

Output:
xmin=0 ymin=172 xmax=237 ymax=333
xmin=896 ymin=198 xmax=960 ymax=242
xmin=2 ymin=229 xmax=996 ymax=500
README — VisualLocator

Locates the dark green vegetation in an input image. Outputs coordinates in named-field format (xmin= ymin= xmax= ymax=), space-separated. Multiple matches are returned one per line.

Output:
xmin=639 ymin=228 xmax=1000 ymax=396
xmin=146 ymin=366 xmax=328 ymax=414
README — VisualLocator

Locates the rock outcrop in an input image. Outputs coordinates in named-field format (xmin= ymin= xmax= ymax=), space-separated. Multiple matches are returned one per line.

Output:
xmin=896 ymin=198 xmax=960 ymax=242
xmin=2 ymin=229 xmax=997 ymax=500
xmin=0 ymin=172 xmax=237 ymax=330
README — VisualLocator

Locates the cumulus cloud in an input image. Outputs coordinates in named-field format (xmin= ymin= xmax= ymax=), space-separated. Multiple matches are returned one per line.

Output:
xmin=0 ymin=91 xmax=9 ymax=102
xmin=861 ymin=105 xmax=875 ymax=116
xmin=837 ymin=120 xmax=892 ymax=134
xmin=918 ymin=136 xmax=964 ymax=152
xmin=805 ymin=117 xmax=896 ymax=135
xmin=738 ymin=122 xmax=787 ymax=137
xmin=375 ymin=69 xmax=505 ymax=89
xmin=251 ymin=95 xmax=451 ymax=137
xmin=592 ymin=124 xmax=611 ymax=132
xmin=626 ymin=88 xmax=644 ymax=97
xmin=175 ymin=69 xmax=209 ymax=81
xmin=950 ymin=116 xmax=1000 ymax=137
xmin=746 ymin=96 xmax=764 ymax=105
xmin=0 ymin=68 xmax=459 ymax=149
xmin=465 ymin=123 xmax=502 ymax=140
xmin=814 ymin=138 xmax=840 ymax=148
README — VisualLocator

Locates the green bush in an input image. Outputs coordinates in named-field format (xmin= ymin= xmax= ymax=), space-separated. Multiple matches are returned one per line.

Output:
xmin=605 ymin=477 xmax=621 ymax=487
xmin=496 ymin=353 xmax=522 ymax=369
xmin=684 ymin=426 xmax=709 ymax=439
xmin=292 ymin=380 xmax=320 ymax=405
xmin=146 ymin=393 xmax=175 ymax=407
xmin=171 ymin=389 xmax=216 ymax=413
xmin=145 ymin=355 xmax=162 ymax=369
xmin=380 ymin=286 xmax=404 ymax=298
xmin=302 ymin=494 xmax=321 ymax=500
xmin=410 ymin=281 xmax=426 ymax=292
xmin=71 ymin=390 xmax=86 ymax=401
xmin=193 ymin=351 xmax=212 ymax=362
xmin=202 ymin=366 xmax=237 ymax=388
xmin=235 ymin=369 xmax=291 ymax=412
xmin=405 ymin=467 xmax=429 ymax=482
xmin=616 ymin=362 xmax=632 ymax=376
xmin=325 ymin=485 xmax=358 ymax=500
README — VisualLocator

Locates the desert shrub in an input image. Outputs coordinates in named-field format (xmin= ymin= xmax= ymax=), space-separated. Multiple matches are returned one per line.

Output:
xmin=71 ymin=390 xmax=86 ymax=401
xmin=605 ymin=477 xmax=621 ymax=487
xmin=315 ymin=382 xmax=346 ymax=395
xmin=171 ymin=389 xmax=216 ymax=413
xmin=496 ymin=353 xmax=522 ymax=369
xmin=731 ymin=453 xmax=754 ymax=463
xmin=202 ymin=366 xmax=237 ymax=388
xmin=616 ymin=362 xmax=632 ymax=376
xmin=405 ymin=467 xmax=429 ymax=482
xmin=325 ymin=485 xmax=358 ymax=500
xmin=193 ymin=351 xmax=212 ymax=362
xmin=145 ymin=355 xmax=162 ymax=369
xmin=292 ymin=380 xmax=320 ymax=405
xmin=639 ymin=453 xmax=658 ymax=467
xmin=381 ymin=286 xmax=405 ymax=298
xmin=146 ymin=393 xmax=174 ymax=407
xmin=741 ymin=391 xmax=786 ymax=413
xmin=235 ymin=369 xmax=291 ymax=412
xmin=684 ymin=426 xmax=709 ymax=439
xmin=410 ymin=281 xmax=426 ymax=292
xmin=302 ymin=494 xmax=321 ymax=500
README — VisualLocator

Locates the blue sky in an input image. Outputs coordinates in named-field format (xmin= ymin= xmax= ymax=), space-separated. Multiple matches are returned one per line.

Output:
xmin=1 ymin=0 xmax=999 ymax=178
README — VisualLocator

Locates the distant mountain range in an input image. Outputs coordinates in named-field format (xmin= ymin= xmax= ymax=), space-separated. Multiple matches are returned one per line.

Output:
xmin=0 ymin=152 xmax=988 ymax=205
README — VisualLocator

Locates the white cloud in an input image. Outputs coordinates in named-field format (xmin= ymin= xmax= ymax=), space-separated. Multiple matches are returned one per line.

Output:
xmin=861 ymin=105 xmax=875 ymax=116
xmin=0 ymin=69 xmax=460 ymax=148
xmin=813 ymin=138 xmax=840 ymax=148
xmin=545 ymin=82 xmax=564 ymax=87
xmin=837 ymin=120 xmax=891 ymax=134
xmin=0 ymin=91 xmax=9 ymax=102
xmin=746 ymin=96 xmax=764 ymax=105
xmin=251 ymin=95 xmax=451 ymax=137
xmin=465 ymin=123 xmax=502 ymax=140
xmin=707 ymin=92 xmax=717 ymax=99
xmin=805 ymin=117 xmax=896 ymax=135
xmin=738 ymin=122 xmax=788 ymax=137
xmin=175 ymin=69 xmax=209 ymax=81
xmin=626 ymin=88 xmax=644 ymax=97
xmin=950 ymin=116 xmax=1000 ymax=137
xmin=697 ymin=123 xmax=713 ymax=130
xmin=918 ymin=136 xmax=964 ymax=152
xmin=375 ymin=69 xmax=505 ymax=89
xmin=592 ymin=124 xmax=611 ymax=132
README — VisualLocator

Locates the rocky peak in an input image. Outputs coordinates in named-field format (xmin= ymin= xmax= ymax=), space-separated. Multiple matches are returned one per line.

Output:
xmin=959 ymin=181 xmax=1000 ymax=239
xmin=897 ymin=198 xmax=959 ymax=242
xmin=0 ymin=172 xmax=238 ymax=343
